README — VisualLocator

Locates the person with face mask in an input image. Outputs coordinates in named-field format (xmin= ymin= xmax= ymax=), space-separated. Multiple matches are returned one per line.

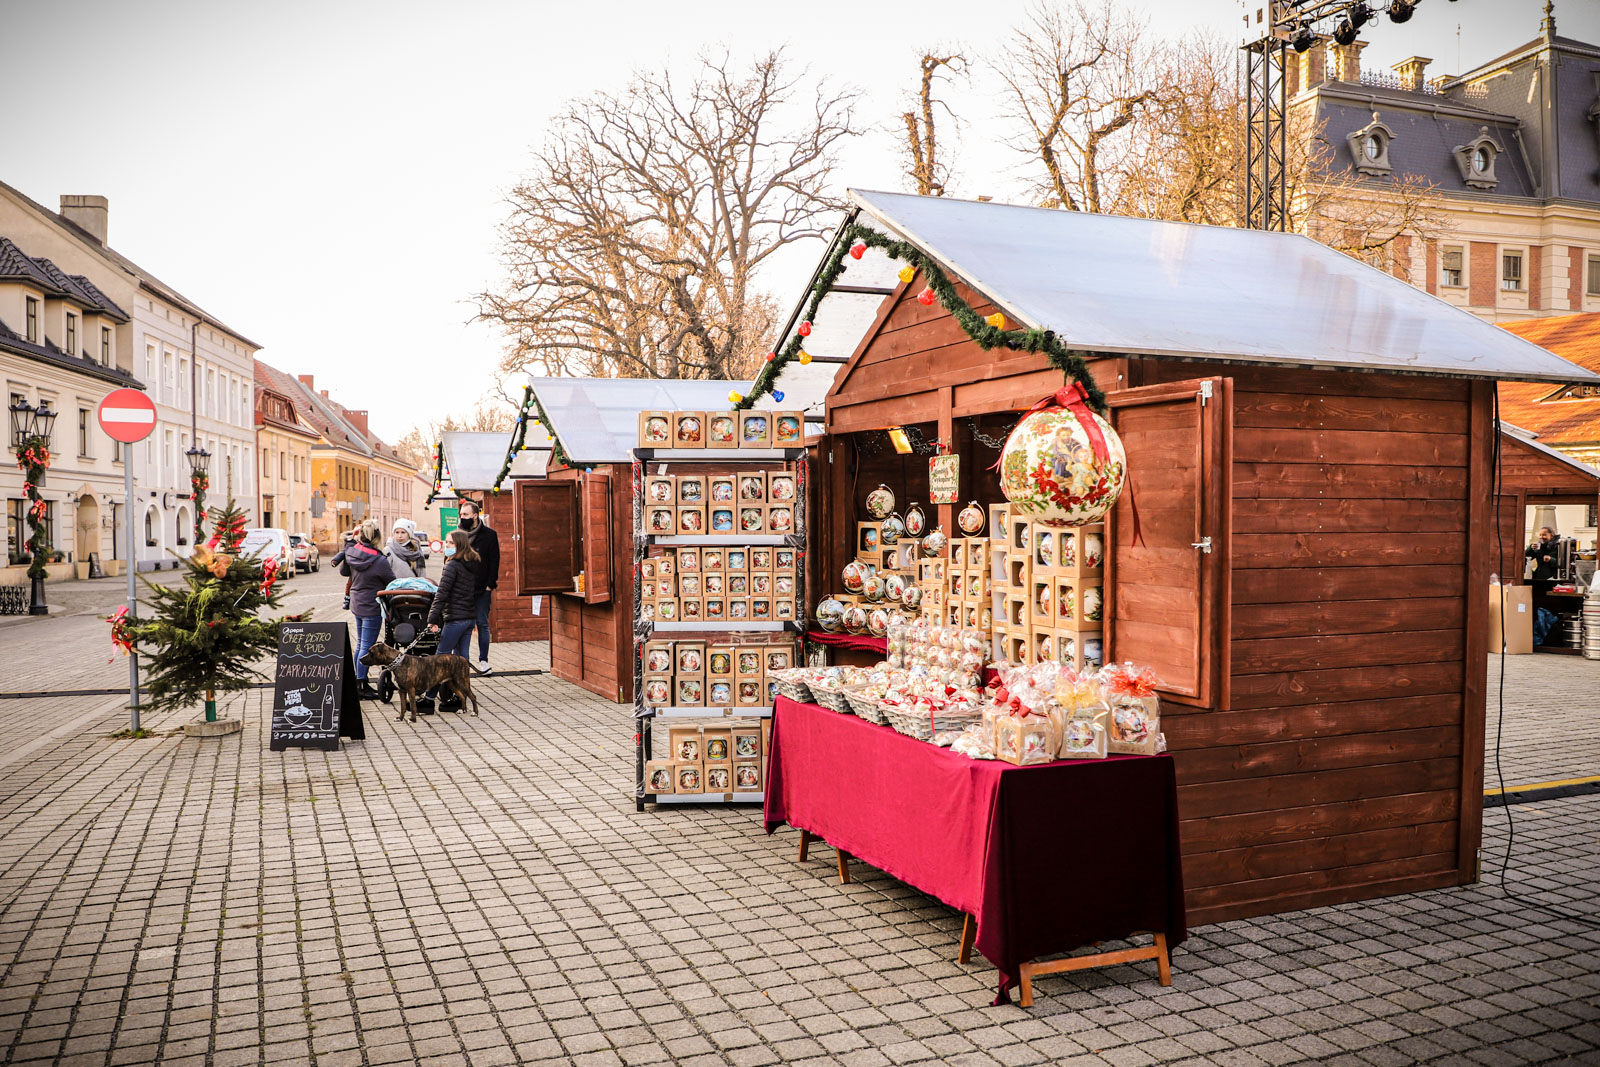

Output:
xmin=456 ymin=499 xmax=500 ymax=674
xmin=386 ymin=520 xmax=427 ymax=580
xmin=426 ymin=529 xmax=481 ymax=661
xmin=340 ymin=519 xmax=396 ymax=700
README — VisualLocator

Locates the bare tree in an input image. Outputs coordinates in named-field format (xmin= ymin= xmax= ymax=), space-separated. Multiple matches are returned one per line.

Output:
xmin=476 ymin=51 xmax=859 ymax=381
xmin=996 ymin=0 xmax=1156 ymax=213
xmin=396 ymin=400 xmax=517 ymax=469
xmin=901 ymin=52 xmax=966 ymax=196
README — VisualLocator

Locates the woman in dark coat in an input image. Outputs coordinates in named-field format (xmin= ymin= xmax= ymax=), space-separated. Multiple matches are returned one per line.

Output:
xmin=340 ymin=519 xmax=395 ymax=699
xmin=427 ymin=528 xmax=481 ymax=660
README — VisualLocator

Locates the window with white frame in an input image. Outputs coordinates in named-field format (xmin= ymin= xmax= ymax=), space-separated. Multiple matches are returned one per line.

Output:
xmin=1442 ymin=246 xmax=1465 ymax=287
xmin=145 ymin=343 xmax=155 ymax=385
xmin=25 ymin=298 xmax=39 ymax=343
xmin=100 ymin=326 xmax=111 ymax=366
xmin=179 ymin=358 xmax=189 ymax=407
xmin=65 ymin=313 xmax=77 ymax=356
xmin=79 ymin=409 xmax=91 ymax=457
xmin=1502 ymin=251 xmax=1524 ymax=292
xmin=163 ymin=352 xmax=174 ymax=402
xmin=1588 ymin=254 xmax=1600 ymax=297
xmin=163 ymin=430 xmax=173 ymax=483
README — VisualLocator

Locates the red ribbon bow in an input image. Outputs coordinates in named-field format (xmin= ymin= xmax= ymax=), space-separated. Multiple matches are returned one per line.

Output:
xmin=108 ymin=606 xmax=133 ymax=661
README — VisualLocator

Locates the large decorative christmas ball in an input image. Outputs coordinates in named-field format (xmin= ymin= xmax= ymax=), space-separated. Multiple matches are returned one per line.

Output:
xmin=816 ymin=597 xmax=845 ymax=633
xmin=999 ymin=404 xmax=1126 ymax=527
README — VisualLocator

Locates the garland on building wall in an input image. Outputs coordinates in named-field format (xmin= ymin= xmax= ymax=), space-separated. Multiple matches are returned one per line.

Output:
xmin=15 ymin=437 xmax=51 ymax=577
xmin=491 ymin=386 xmax=570 ymax=492
xmin=190 ymin=470 xmax=210 ymax=542
xmin=732 ymin=221 xmax=1109 ymax=415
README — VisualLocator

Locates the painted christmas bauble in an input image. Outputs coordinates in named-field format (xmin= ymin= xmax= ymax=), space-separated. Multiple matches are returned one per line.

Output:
xmin=865 ymin=483 xmax=895 ymax=519
xmin=957 ymin=501 xmax=985 ymax=535
xmin=880 ymin=513 xmax=904 ymax=545
xmin=816 ymin=597 xmax=845 ymax=632
xmin=842 ymin=560 xmax=870 ymax=594
xmin=1084 ymin=586 xmax=1103 ymax=622
xmin=902 ymin=585 xmax=923 ymax=610
xmin=885 ymin=574 xmax=907 ymax=602
xmin=863 ymin=575 xmax=886 ymax=603
xmin=999 ymin=404 xmax=1126 ymax=527
xmin=843 ymin=605 xmax=869 ymax=634
xmin=867 ymin=609 xmax=890 ymax=638
xmin=904 ymin=503 xmax=926 ymax=537
xmin=921 ymin=527 xmax=947 ymax=557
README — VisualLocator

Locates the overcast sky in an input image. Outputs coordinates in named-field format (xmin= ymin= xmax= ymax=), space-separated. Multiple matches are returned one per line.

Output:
xmin=4 ymin=0 xmax=1593 ymax=443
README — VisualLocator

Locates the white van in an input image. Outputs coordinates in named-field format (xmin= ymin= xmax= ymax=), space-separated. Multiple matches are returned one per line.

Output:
xmin=239 ymin=528 xmax=295 ymax=579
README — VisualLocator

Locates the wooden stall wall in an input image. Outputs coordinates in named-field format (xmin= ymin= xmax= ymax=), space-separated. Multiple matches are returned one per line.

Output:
xmin=484 ymin=493 xmax=551 ymax=642
xmin=1133 ymin=360 xmax=1488 ymax=926
xmin=1493 ymin=435 xmax=1600 ymax=584
xmin=540 ymin=466 xmax=635 ymax=703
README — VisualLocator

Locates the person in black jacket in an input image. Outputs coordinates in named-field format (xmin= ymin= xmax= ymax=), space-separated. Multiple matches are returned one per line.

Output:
xmin=340 ymin=520 xmax=396 ymax=700
xmin=1527 ymin=526 xmax=1559 ymax=582
xmin=427 ymin=529 xmax=481 ymax=660
xmin=458 ymin=499 xmax=500 ymax=673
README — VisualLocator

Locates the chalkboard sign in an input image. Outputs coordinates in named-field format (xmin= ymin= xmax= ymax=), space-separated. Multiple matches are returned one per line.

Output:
xmin=269 ymin=621 xmax=365 ymax=751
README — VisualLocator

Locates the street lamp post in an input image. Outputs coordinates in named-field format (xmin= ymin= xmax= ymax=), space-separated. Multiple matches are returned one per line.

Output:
xmin=9 ymin=398 xmax=59 ymax=615
xmin=185 ymin=445 xmax=211 ymax=543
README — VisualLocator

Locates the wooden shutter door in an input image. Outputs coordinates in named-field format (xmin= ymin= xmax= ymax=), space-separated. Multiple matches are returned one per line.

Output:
xmin=1106 ymin=376 xmax=1232 ymax=708
xmin=514 ymin=479 xmax=579 ymax=595
xmin=580 ymin=473 xmax=612 ymax=604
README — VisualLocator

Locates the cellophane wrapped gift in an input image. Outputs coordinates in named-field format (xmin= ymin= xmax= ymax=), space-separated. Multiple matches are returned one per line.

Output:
xmin=1101 ymin=662 xmax=1161 ymax=756
xmin=993 ymin=704 xmax=1054 ymax=766
xmin=1049 ymin=667 xmax=1110 ymax=758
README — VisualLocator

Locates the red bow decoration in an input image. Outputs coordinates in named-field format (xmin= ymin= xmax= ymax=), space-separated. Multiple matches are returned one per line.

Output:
xmin=1104 ymin=663 xmax=1159 ymax=697
xmin=260 ymin=556 xmax=280 ymax=597
xmin=108 ymin=606 xmax=133 ymax=662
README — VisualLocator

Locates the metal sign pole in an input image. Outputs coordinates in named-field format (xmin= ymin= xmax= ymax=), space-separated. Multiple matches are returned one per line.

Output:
xmin=125 ymin=458 xmax=140 ymax=732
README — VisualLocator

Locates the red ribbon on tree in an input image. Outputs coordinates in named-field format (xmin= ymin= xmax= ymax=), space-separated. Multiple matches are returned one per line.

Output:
xmin=259 ymin=556 xmax=280 ymax=597
xmin=108 ymin=605 xmax=133 ymax=662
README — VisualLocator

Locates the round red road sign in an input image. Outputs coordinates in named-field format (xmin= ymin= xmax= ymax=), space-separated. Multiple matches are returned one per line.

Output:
xmin=429 ymin=539 xmax=444 ymax=554
xmin=97 ymin=389 xmax=157 ymax=444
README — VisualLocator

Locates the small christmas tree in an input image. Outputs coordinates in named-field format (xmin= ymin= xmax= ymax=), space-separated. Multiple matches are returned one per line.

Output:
xmin=124 ymin=498 xmax=306 ymax=723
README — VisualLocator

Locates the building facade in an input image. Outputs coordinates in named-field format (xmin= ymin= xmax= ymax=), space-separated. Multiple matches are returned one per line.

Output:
xmin=1296 ymin=11 xmax=1600 ymax=322
xmin=0 ymin=185 xmax=261 ymax=570
xmin=253 ymin=365 xmax=318 ymax=536
xmin=1 ymin=235 xmax=141 ymax=580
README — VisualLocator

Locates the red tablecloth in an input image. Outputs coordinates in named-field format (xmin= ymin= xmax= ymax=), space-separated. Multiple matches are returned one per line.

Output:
xmin=764 ymin=696 xmax=1186 ymax=1000
xmin=803 ymin=630 xmax=888 ymax=654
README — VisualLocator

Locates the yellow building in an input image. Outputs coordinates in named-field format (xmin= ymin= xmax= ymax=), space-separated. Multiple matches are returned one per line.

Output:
xmin=253 ymin=364 xmax=318 ymax=536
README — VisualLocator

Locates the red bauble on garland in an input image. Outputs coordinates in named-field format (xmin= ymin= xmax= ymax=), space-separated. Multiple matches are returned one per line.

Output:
xmin=797 ymin=321 xmax=812 ymax=337
xmin=849 ymin=241 xmax=866 ymax=259
xmin=917 ymin=287 xmax=936 ymax=306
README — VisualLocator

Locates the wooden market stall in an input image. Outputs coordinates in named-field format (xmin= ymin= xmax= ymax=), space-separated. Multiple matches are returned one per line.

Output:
xmin=431 ymin=430 xmax=553 ymax=643
xmin=747 ymin=190 xmax=1600 ymax=927
xmin=1493 ymin=425 xmax=1600 ymax=585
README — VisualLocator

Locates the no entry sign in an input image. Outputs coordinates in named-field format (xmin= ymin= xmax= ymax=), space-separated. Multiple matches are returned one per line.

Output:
xmin=97 ymin=388 xmax=157 ymax=444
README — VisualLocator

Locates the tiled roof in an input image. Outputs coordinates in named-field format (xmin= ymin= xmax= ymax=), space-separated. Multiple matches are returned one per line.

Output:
xmin=67 ymin=274 xmax=129 ymax=322
xmin=254 ymin=360 xmax=369 ymax=455
xmin=1498 ymin=315 xmax=1600 ymax=446
xmin=0 ymin=314 xmax=144 ymax=389
xmin=0 ymin=237 xmax=66 ymax=293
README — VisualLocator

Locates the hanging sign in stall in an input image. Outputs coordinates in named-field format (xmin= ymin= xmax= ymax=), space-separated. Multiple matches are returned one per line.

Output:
xmin=929 ymin=454 xmax=960 ymax=504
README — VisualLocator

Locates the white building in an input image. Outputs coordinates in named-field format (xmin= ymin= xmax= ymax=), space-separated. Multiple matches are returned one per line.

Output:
xmin=0 ymin=185 xmax=261 ymax=570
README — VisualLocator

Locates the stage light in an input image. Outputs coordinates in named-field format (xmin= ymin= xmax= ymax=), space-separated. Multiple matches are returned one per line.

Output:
xmin=1291 ymin=24 xmax=1317 ymax=53
xmin=1350 ymin=2 xmax=1372 ymax=28
xmin=1333 ymin=18 xmax=1358 ymax=45
xmin=1389 ymin=1 xmax=1414 ymax=23
xmin=887 ymin=427 xmax=912 ymax=454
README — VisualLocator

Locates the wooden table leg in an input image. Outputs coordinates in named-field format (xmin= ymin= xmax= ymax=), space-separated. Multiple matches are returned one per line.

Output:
xmin=1018 ymin=964 xmax=1035 ymax=1007
xmin=957 ymin=913 xmax=976 ymax=965
xmin=1154 ymin=932 xmax=1171 ymax=986
xmin=797 ymin=829 xmax=813 ymax=863
xmin=1014 ymin=933 xmax=1171 ymax=1007
xmin=836 ymin=848 xmax=851 ymax=884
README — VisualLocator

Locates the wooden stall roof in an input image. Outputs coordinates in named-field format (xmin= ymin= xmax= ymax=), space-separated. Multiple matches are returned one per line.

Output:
xmin=838 ymin=189 xmax=1598 ymax=389
xmin=518 ymin=376 xmax=754 ymax=467
xmin=1498 ymin=313 xmax=1600 ymax=449
xmin=1500 ymin=422 xmax=1600 ymax=492
xmin=437 ymin=430 xmax=549 ymax=494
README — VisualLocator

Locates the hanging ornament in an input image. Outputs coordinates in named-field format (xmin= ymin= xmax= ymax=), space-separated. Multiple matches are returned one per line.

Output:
xmin=772 ymin=391 xmax=784 ymax=402
xmin=998 ymin=383 xmax=1126 ymax=527
xmin=849 ymin=241 xmax=867 ymax=260
xmin=904 ymin=503 xmax=927 ymax=537
xmin=917 ymin=287 xmax=936 ymax=306
xmin=921 ymin=527 xmax=948 ymax=557
xmin=798 ymin=321 xmax=812 ymax=337
xmin=815 ymin=597 xmax=846 ymax=633
xmin=841 ymin=560 xmax=870 ymax=595
xmin=898 ymin=265 xmax=916 ymax=284
xmin=728 ymin=390 xmax=744 ymax=404
xmin=799 ymin=351 xmax=813 ymax=366
xmin=865 ymin=483 xmax=895 ymax=519
xmin=986 ymin=312 xmax=1006 ymax=329
xmin=765 ymin=351 xmax=775 ymax=362
xmin=957 ymin=500 xmax=986 ymax=535
xmin=880 ymin=512 xmax=905 ymax=545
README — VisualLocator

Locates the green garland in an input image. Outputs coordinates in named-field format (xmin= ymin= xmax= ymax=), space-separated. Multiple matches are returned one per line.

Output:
xmin=736 ymin=220 xmax=1108 ymax=415
xmin=424 ymin=441 xmax=445 ymax=507
xmin=490 ymin=386 xmax=570 ymax=493
xmin=14 ymin=436 xmax=51 ymax=578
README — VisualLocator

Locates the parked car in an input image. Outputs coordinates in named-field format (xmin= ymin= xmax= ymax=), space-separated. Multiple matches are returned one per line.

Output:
xmin=239 ymin=528 xmax=295 ymax=580
xmin=289 ymin=533 xmax=320 ymax=573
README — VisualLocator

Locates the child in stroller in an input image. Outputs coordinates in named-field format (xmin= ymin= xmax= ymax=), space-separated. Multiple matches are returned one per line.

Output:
xmin=374 ymin=577 xmax=462 ymax=713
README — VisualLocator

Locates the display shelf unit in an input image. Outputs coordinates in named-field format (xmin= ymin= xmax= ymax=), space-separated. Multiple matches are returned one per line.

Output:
xmin=632 ymin=444 xmax=808 ymax=811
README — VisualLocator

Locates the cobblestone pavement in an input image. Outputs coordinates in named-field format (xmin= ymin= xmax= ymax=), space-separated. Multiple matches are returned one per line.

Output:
xmin=1 ymin=570 xmax=1597 ymax=1065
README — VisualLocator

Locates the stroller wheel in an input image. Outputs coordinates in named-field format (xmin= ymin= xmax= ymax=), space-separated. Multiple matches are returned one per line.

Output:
xmin=377 ymin=674 xmax=394 ymax=705
xmin=440 ymin=692 xmax=462 ymax=714
xmin=416 ymin=695 xmax=436 ymax=715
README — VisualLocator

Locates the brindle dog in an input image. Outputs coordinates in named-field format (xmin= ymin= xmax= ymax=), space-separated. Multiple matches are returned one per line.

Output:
xmin=359 ymin=642 xmax=480 ymax=723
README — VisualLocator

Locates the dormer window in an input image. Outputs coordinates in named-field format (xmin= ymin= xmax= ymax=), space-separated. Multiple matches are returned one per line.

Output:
xmin=65 ymin=312 xmax=77 ymax=357
xmin=1346 ymin=113 xmax=1395 ymax=178
xmin=100 ymin=326 xmax=111 ymax=366
xmin=25 ymin=297 xmax=38 ymax=343
xmin=1453 ymin=127 xmax=1504 ymax=190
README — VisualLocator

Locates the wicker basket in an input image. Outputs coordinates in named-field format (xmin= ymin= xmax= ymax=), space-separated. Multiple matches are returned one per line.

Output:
xmin=813 ymin=687 xmax=852 ymax=714
xmin=881 ymin=702 xmax=983 ymax=742
xmin=843 ymin=686 xmax=889 ymax=725
xmin=775 ymin=678 xmax=813 ymax=704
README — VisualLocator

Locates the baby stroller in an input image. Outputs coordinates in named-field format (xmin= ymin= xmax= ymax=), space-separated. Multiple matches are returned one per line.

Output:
xmin=374 ymin=578 xmax=460 ymax=713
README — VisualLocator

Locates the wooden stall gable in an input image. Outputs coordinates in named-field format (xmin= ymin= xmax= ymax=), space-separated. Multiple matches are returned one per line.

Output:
xmin=1492 ymin=434 xmax=1600 ymax=584
xmin=1132 ymin=360 xmax=1487 ymax=925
